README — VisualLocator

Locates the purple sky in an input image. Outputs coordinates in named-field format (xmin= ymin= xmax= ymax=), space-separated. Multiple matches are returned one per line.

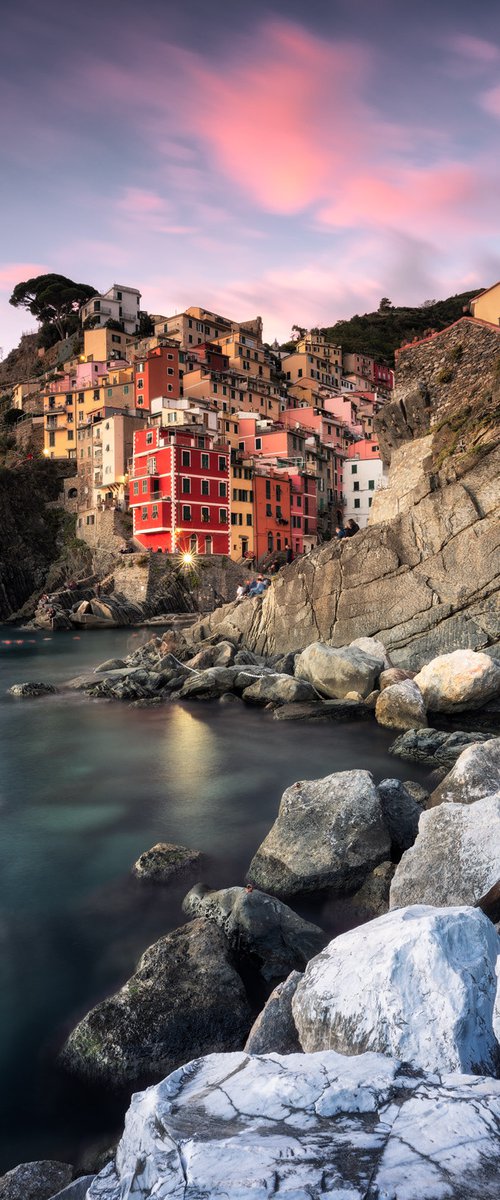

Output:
xmin=1 ymin=0 xmax=500 ymax=356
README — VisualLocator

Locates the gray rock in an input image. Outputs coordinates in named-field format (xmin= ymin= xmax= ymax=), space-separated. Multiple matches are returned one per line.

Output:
xmin=273 ymin=698 xmax=372 ymax=721
xmin=8 ymin=682 xmax=58 ymax=697
xmin=60 ymin=918 xmax=251 ymax=1089
xmin=247 ymin=770 xmax=390 ymax=897
xmin=414 ymin=649 xmax=500 ymax=712
xmin=0 ymin=1161 xmax=72 ymax=1200
xmin=93 ymin=659 xmax=127 ymax=673
xmin=182 ymin=885 xmax=325 ymax=983
xmin=270 ymin=651 xmax=297 ymax=675
xmin=48 ymin=1179 xmax=95 ymax=1200
xmin=378 ymin=778 xmax=425 ymax=853
xmin=350 ymin=861 xmax=395 ymax=918
xmin=132 ymin=842 xmax=202 ymax=882
xmin=379 ymin=667 xmax=415 ymax=690
xmin=390 ymin=794 xmax=500 ymax=918
xmin=213 ymin=640 xmax=237 ymax=667
xmin=242 ymin=674 xmax=316 ymax=706
xmin=233 ymin=649 xmax=265 ymax=666
xmin=244 ymin=971 xmax=302 ymax=1054
xmin=349 ymin=636 xmax=391 ymax=668
xmin=389 ymin=726 xmax=490 ymax=765
xmin=295 ymin=642 xmax=382 ymax=699
xmin=177 ymin=666 xmax=239 ymax=699
xmin=375 ymin=679 xmax=427 ymax=731
xmin=429 ymin=738 xmax=500 ymax=807
xmin=403 ymin=780 xmax=429 ymax=806
xmin=88 ymin=1049 xmax=500 ymax=1200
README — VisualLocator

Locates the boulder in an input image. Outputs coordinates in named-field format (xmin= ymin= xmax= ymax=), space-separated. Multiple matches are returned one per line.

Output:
xmin=349 ymin=636 xmax=391 ymax=668
xmin=132 ymin=842 xmax=202 ymax=883
xmin=0 ymin=1161 xmax=72 ymax=1200
xmin=8 ymin=682 xmax=58 ymax=697
xmin=429 ymin=738 xmax=500 ymax=807
xmin=182 ymin=885 xmax=325 ymax=983
xmin=389 ymin=726 xmax=490 ymax=766
xmin=295 ymin=642 xmax=382 ymax=699
xmin=350 ymin=861 xmax=395 ymax=918
xmin=48 ymin=1180 xmax=95 ymax=1200
xmin=292 ymin=905 xmax=500 ymax=1076
xmin=213 ymin=640 xmax=236 ymax=667
xmin=375 ymin=679 xmax=427 ymax=731
xmin=94 ymin=659 xmax=127 ymax=672
xmin=88 ymin=1050 xmax=500 ymax=1200
xmin=273 ymin=698 xmax=371 ymax=721
xmin=178 ymin=666 xmax=239 ymax=699
xmin=60 ymin=918 xmax=252 ymax=1090
xmin=378 ymin=777 xmax=425 ymax=853
xmin=244 ymin=971 xmax=302 ymax=1054
xmin=414 ymin=649 xmax=500 ymax=712
xmin=242 ymin=674 xmax=316 ymax=706
xmin=246 ymin=770 xmax=390 ymax=897
xmin=379 ymin=666 xmax=415 ymax=690
xmin=390 ymin=794 xmax=500 ymax=918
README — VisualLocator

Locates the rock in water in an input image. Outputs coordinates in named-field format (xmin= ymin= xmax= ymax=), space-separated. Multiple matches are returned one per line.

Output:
xmin=88 ymin=1050 xmax=500 ymax=1200
xmin=0 ymin=1161 xmax=72 ymax=1200
xmin=429 ymin=737 xmax=500 ymax=807
xmin=292 ymin=905 xmax=500 ymax=1076
xmin=295 ymin=642 xmax=382 ymax=699
xmin=389 ymin=726 xmax=491 ymax=765
xmin=414 ymin=649 xmax=500 ymax=712
xmin=244 ymin=971 xmax=302 ymax=1054
xmin=182 ymin=884 xmax=325 ymax=982
xmin=390 ymin=795 xmax=500 ymax=917
xmin=60 ymin=918 xmax=251 ymax=1089
xmin=241 ymin=673 xmax=316 ymax=705
xmin=8 ymin=682 xmax=58 ymax=697
xmin=132 ymin=842 xmax=202 ymax=882
xmin=247 ymin=769 xmax=390 ymax=897
xmin=375 ymin=679 xmax=427 ymax=731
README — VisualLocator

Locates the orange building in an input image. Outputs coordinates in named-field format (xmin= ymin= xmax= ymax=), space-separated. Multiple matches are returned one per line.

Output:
xmin=134 ymin=344 xmax=183 ymax=411
xmin=253 ymin=466 xmax=292 ymax=559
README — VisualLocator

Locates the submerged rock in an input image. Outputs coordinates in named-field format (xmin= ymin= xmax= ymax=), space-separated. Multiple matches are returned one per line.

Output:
xmin=295 ymin=641 xmax=382 ymax=699
xmin=182 ymin=884 xmax=325 ymax=983
xmin=390 ymin=794 xmax=500 ymax=918
xmin=244 ymin=971 xmax=302 ymax=1054
xmin=242 ymin=673 xmax=316 ymax=706
xmin=375 ymin=679 xmax=427 ymax=731
xmin=7 ymin=681 xmax=58 ymax=697
xmin=132 ymin=842 xmax=202 ymax=883
xmin=273 ymin=698 xmax=371 ymax=721
xmin=414 ymin=649 xmax=500 ymax=712
xmin=389 ymin=726 xmax=490 ymax=765
xmin=60 ymin=918 xmax=251 ymax=1090
xmin=247 ymin=769 xmax=390 ymax=897
xmin=0 ymin=1161 xmax=72 ymax=1200
xmin=88 ymin=1050 xmax=500 ymax=1200
xmin=292 ymin=905 xmax=500 ymax=1076
xmin=429 ymin=737 xmax=500 ymax=807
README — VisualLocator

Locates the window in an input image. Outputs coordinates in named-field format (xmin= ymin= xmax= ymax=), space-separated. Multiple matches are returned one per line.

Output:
xmin=133 ymin=481 xmax=139 ymax=495
xmin=182 ymin=478 xmax=190 ymax=494
xmin=368 ymin=479 xmax=375 ymax=490
xmin=152 ymin=505 xmax=158 ymax=519
xmin=265 ymin=480 xmax=271 ymax=499
xmin=146 ymin=432 xmax=154 ymax=445
xmin=48 ymin=432 xmax=55 ymax=447
xmin=372 ymin=445 xmax=379 ymax=452
xmin=368 ymin=497 xmax=373 ymax=507
xmin=255 ymin=438 xmax=262 ymax=450
xmin=202 ymin=480 xmax=209 ymax=495
xmin=93 ymin=390 xmax=100 ymax=400
xmin=219 ymin=482 xmax=227 ymax=497
xmin=147 ymin=457 xmax=157 ymax=473
xmin=276 ymin=484 xmax=281 ymax=500
xmin=219 ymin=508 xmax=227 ymax=523
xmin=142 ymin=479 xmax=148 ymax=493
xmin=246 ymin=513 xmax=252 ymax=526
xmin=167 ymin=367 xmax=174 ymax=376
xmin=123 ymin=385 xmax=129 ymax=395
xmin=137 ymin=396 xmax=144 ymax=406
xmin=354 ymin=498 xmax=360 ymax=509
xmin=218 ymin=455 xmax=226 ymax=470
xmin=266 ymin=503 xmax=272 ymax=516
xmin=182 ymin=505 xmax=191 ymax=521
xmin=142 ymin=506 xmax=148 ymax=520
xmin=182 ymin=450 xmax=191 ymax=466
xmin=67 ymin=430 xmax=74 ymax=440
xmin=351 ymin=464 xmax=357 ymax=474
xmin=137 ymin=379 xmax=143 ymax=389
xmin=107 ymin=388 xmax=112 ymax=397
xmin=231 ymin=513 xmax=238 ymax=526
xmin=202 ymin=507 xmax=210 ymax=522
xmin=112 ymin=334 xmax=121 ymax=345
xmin=353 ymin=482 xmax=360 ymax=492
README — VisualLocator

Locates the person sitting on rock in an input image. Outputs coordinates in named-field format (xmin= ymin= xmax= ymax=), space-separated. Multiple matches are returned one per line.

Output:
xmin=248 ymin=574 xmax=267 ymax=596
xmin=345 ymin=519 xmax=360 ymax=537
xmin=335 ymin=526 xmax=347 ymax=538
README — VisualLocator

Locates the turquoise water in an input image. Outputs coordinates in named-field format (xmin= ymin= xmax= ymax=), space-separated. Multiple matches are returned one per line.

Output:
xmin=0 ymin=627 xmax=431 ymax=1170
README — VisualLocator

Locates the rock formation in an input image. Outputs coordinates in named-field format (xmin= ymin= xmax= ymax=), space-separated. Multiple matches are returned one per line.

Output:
xmin=390 ymin=795 xmax=500 ymax=915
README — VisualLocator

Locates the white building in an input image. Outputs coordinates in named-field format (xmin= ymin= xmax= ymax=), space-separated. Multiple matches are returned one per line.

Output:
xmin=344 ymin=451 xmax=385 ymax=528
xmin=81 ymin=285 xmax=141 ymax=336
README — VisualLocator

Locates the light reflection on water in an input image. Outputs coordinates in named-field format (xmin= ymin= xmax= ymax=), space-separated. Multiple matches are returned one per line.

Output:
xmin=0 ymin=627 xmax=432 ymax=1170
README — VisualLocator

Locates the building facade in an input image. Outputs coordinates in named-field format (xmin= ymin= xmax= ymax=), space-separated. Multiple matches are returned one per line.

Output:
xmin=130 ymin=426 xmax=231 ymax=554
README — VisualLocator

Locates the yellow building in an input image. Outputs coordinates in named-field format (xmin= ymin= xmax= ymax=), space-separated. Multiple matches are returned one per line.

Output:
xmin=182 ymin=366 xmax=281 ymax=422
xmin=212 ymin=333 xmax=271 ymax=383
xmin=154 ymin=306 xmax=263 ymax=350
xmin=43 ymin=371 xmax=135 ymax=460
xmin=12 ymin=380 xmax=40 ymax=410
xmin=470 ymin=283 xmax=500 ymax=326
xmin=83 ymin=326 xmax=129 ymax=362
xmin=283 ymin=334 xmax=342 ymax=392
xmin=230 ymin=462 xmax=254 ymax=560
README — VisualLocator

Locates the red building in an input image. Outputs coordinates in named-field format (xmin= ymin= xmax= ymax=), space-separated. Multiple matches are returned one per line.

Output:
xmin=253 ymin=467 xmax=292 ymax=559
xmin=134 ymin=344 xmax=183 ymax=411
xmin=289 ymin=470 xmax=318 ymax=554
xmin=373 ymin=362 xmax=394 ymax=390
xmin=130 ymin=425 xmax=230 ymax=554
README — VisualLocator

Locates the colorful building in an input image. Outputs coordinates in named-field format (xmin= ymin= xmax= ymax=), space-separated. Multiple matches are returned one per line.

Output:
xmin=134 ymin=344 xmax=183 ymax=411
xmin=230 ymin=461 xmax=255 ymax=560
xmin=344 ymin=439 xmax=385 ymax=528
xmin=81 ymin=284 xmax=141 ymax=335
xmin=130 ymin=425 xmax=230 ymax=554
xmin=252 ymin=466 xmax=292 ymax=559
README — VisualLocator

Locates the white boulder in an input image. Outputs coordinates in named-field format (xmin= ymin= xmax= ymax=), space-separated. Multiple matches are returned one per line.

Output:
xmin=414 ymin=649 xmax=500 ymax=712
xmin=295 ymin=642 xmax=382 ymax=699
xmin=88 ymin=1050 xmax=500 ymax=1199
xmin=390 ymin=794 xmax=500 ymax=914
xmin=292 ymin=905 xmax=500 ymax=1076
xmin=429 ymin=737 xmax=500 ymax=807
xmin=375 ymin=678 xmax=427 ymax=731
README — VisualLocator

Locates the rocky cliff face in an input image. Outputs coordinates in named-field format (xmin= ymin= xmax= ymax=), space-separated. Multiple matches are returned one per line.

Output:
xmin=191 ymin=319 xmax=500 ymax=668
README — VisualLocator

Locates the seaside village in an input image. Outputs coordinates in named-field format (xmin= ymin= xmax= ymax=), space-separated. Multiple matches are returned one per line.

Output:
xmin=10 ymin=283 xmax=395 ymax=564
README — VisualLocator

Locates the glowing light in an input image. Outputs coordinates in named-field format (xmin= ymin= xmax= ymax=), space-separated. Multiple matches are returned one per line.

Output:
xmin=182 ymin=552 xmax=194 ymax=565
xmin=42 ymin=448 xmax=50 ymax=457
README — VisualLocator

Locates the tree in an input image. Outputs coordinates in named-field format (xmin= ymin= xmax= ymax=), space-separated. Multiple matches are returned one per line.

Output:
xmin=138 ymin=311 xmax=154 ymax=337
xmin=9 ymin=274 xmax=96 ymax=341
xmin=291 ymin=324 xmax=306 ymax=340
xmin=378 ymin=297 xmax=393 ymax=313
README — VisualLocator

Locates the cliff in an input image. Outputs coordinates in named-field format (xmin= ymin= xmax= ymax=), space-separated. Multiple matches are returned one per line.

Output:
xmin=191 ymin=318 xmax=500 ymax=668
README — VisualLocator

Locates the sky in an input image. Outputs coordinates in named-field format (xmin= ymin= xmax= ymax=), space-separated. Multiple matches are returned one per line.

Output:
xmin=1 ymin=0 xmax=500 ymax=355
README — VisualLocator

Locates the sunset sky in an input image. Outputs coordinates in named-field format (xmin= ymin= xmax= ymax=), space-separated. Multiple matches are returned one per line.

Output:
xmin=1 ymin=0 xmax=500 ymax=354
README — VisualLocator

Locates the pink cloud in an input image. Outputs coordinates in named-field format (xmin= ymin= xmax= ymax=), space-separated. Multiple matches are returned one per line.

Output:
xmin=448 ymin=35 xmax=499 ymax=64
xmin=117 ymin=187 xmax=166 ymax=215
xmin=0 ymin=262 xmax=48 ymax=291
xmin=481 ymin=84 xmax=500 ymax=117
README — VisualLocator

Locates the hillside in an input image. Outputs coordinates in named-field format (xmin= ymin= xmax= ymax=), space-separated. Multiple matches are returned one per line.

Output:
xmin=285 ymin=291 xmax=481 ymax=366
